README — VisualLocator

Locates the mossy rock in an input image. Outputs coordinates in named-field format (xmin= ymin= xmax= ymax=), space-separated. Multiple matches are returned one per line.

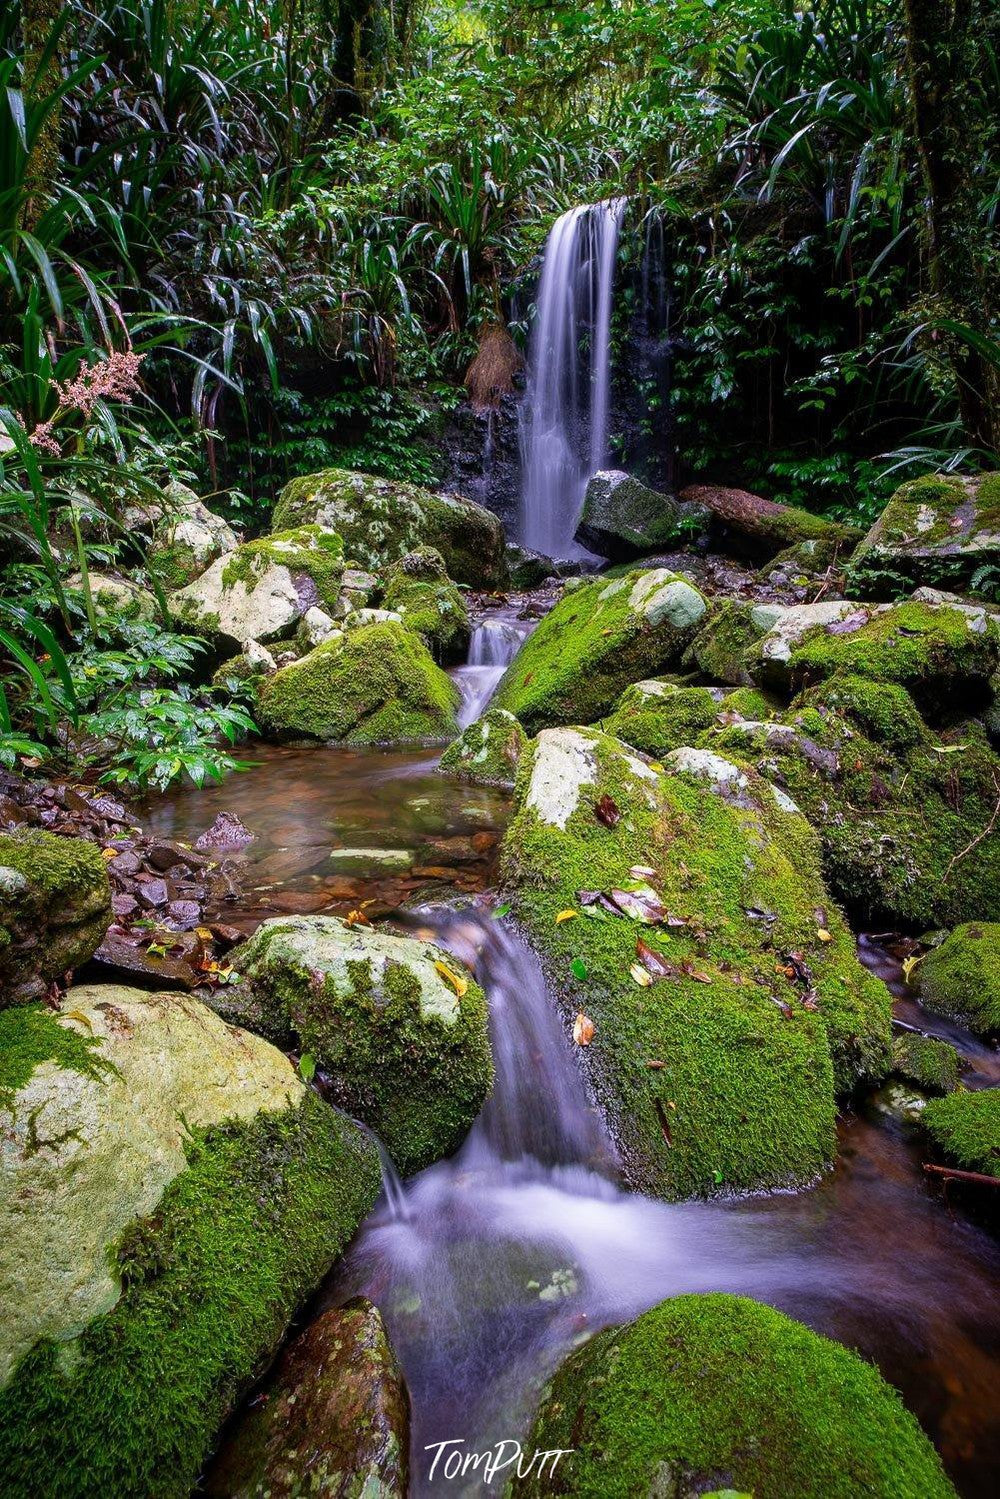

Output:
xmin=226 ymin=915 xmax=493 ymax=1177
xmin=258 ymin=621 xmax=459 ymax=745
xmin=849 ymin=472 xmax=1000 ymax=600
xmin=272 ymin=467 xmax=506 ymax=587
xmin=149 ymin=483 xmax=238 ymax=589
xmin=499 ymin=727 xmax=890 ymax=1200
xmin=918 ymin=924 xmax=1000 ymax=1035
xmin=168 ymin=526 xmax=344 ymax=648
xmin=380 ymin=547 xmax=470 ymax=663
xmin=0 ymin=986 xmax=380 ymax=1499
xmin=795 ymin=673 xmax=930 ymax=749
xmin=0 ymin=830 xmax=111 ymax=1005
xmin=211 ymin=640 xmax=277 ymax=706
xmin=891 ymin=1033 xmax=964 ymax=1094
xmin=438 ymin=706 xmax=527 ymax=788
xmin=492 ymin=570 xmax=709 ymax=734
xmin=600 ymin=681 xmax=724 ymax=759
xmin=713 ymin=702 xmax=1000 ymax=929
xmin=574 ymin=469 xmax=708 ymax=560
xmin=922 ymin=1088 xmax=1000 ymax=1176
xmin=514 ymin=1294 xmax=955 ymax=1499
xmin=66 ymin=570 xmax=158 ymax=623
xmin=683 ymin=601 xmax=765 ymax=685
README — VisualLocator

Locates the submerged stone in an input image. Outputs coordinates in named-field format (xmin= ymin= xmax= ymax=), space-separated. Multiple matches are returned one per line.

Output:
xmin=0 ymin=830 xmax=110 ymax=1006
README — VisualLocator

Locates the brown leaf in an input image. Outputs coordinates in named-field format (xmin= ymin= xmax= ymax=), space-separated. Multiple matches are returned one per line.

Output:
xmin=595 ymin=794 xmax=621 ymax=828
xmin=573 ymin=1011 xmax=595 ymax=1046
xmin=610 ymin=885 xmax=665 ymax=923
xmin=636 ymin=937 xmax=675 ymax=977
xmin=654 ymin=1097 xmax=673 ymax=1147
xmin=679 ymin=959 xmax=712 ymax=983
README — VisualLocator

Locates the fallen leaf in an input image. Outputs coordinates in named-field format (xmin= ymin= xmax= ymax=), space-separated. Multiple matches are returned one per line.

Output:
xmin=434 ymin=960 xmax=469 ymax=998
xmin=570 ymin=956 xmax=588 ymax=982
xmin=816 ymin=928 xmax=832 ymax=943
xmin=101 ymin=847 xmax=118 ymax=861
xmin=931 ymin=744 xmax=968 ymax=754
xmin=573 ymin=1011 xmax=594 ymax=1045
xmin=648 ymin=761 xmax=664 ymax=772
xmin=636 ymin=937 xmax=675 ymax=976
xmin=629 ymin=962 xmax=653 ymax=987
xmin=654 ymin=1098 xmax=673 ymax=1146
xmin=610 ymin=885 xmax=665 ymax=923
xmin=595 ymin=794 xmax=622 ymax=828
xmin=492 ymin=902 xmax=512 ymax=918
xmin=345 ymin=908 xmax=371 ymax=927
xmin=299 ymin=1052 xmax=316 ymax=1083
xmin=645 ymin=1059 xmax=666 ymax=1070
xmin=629 ymin=864 xmax=657 ymax=879
xmin=901 ymin=953 xmax=924 ymax=985
xmin=555 ymin=909 xmax=578 ymax=924
xmin=62 ymin=1008 xmax=93 ymax=1031
xmin=679 ymin=959 xmax=712 ymax=983
xmin=195 ymin=926 xmax=214 ymax=942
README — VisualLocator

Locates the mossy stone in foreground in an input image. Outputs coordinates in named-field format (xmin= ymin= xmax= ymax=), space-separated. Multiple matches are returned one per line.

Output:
xmin=492 ymin=570 xmax=708 ymax=734
xmin=227 ymin=915 xmax=493 ymax=1176
xmin=500 ymin=728 xmax=890 ymax=1199
xmin=923 ymin=1088 xmax=1000 ymax=1176
xmin=439 ymin=706 xmax=527 ymax=787
xmin=258 ymin=620 xmax=459 ymax=743
xmin=600 ymin=681 xmax=722 ymax=758
xmin=918 ymin=924 xmax=1000 ymax=1035
xmin=514 ymin=1294 xmax=955 ymax=1499
xmin=0 ymin=829 xmax=111 ymax=1005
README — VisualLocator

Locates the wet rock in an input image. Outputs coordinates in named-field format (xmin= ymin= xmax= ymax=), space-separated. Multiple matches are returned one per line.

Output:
xmin=326 ymin=848 xmax=414 ymax=873
xmin=506 ymin=543 xmax=554 ymax=590
xmin=272 ymin=467 xmax=507 ymax=588
xmin=0 ymin=829 xmax=111 ymax=1005
xmin=295 ymin=605 xmax=339 ymax=650
xmin=90 ymin=932 xmax=202 ymax=989
xmin=575 ymin=469 xmax=708 ymax=560
xmin=226 ymin=915 xmax=493 ymax=1176
xmin=891 ymin=1032 xmax=964 ymax=1094
xmin=380 ymin=547 xmax=470 ymax=663
xmin=918 ymin=924 xmax=1000 ymax=1036
xmin=923 ymin=1088 xmax=1000 ymax=1176
xmin=196 ymin=811 xmax=255 ymax=852
xmin=849 ymin=471 xmax=1000 ymax=599
xmin=203 ymin=1299 xmax=408 ymax=1499
xmin=514 ymin=1295 xmax=956 ymax=1498
xmin=439 ymin=707 xmax=527 ymax=788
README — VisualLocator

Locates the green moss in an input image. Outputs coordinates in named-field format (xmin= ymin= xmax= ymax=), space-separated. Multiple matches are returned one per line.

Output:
xmin=220 ymin=526 xmax=344 ymax=611
xmin=150 ymin=539 xmax=202 ymax=591
xmin=0 ymin=830 xmax=111 ymax=1005
xmin=923 ymin=1088 xmax=1000 ymax=1176
xmin=515 ymin=1294 xmax=955 ymax=1499
xmin=259 ymin=621 xmax=459 ymax=744
xmin=500 ymin=730 xmax=889 ymax=1199
xmin=891 ymin=1032 xmax=963 ymax=1094
xmin=380 ymin=548 xmax=470 ymax=663
xmin=439 ymin=706 xmax=527 ymax=787
xmin=0 ymin=1004 xmax=114 ymax=1108
xmin=601 ymin=683 xmax=722 ymax=758
xmin=492 ymin=571 xmax=708 ymax=734
xmin=919 ymin=924 xmax=1000 ymax=1035
xmin=0 ymin=1091 xmax=380 ymax=1499
xmin=718 ymin=686 xmax=777 ymax=720
xmin=793 ymin=673 xmax=930 ymax=749
xmin=684 ymin=601 xmax=763 ymax=685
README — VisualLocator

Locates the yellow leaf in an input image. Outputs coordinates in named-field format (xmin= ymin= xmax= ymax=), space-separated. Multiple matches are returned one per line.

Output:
xmin=101 ymin=847 xmax=118 ymax=861
xmin=62 ymin=1008 xmax=93 ymax=1031
xmin=648 ymin=761 xmax=664 ymax=773
xmin=629 ymin=962 xmax=653 ymax=988
xmin=195 ymin=926 xmax=214 ymax=942
xmin=555 ymin=909 xmax=578 ymax=924
xmin=573 ymin=1011 xmax=595 ymax=1046
xmin=931 ymin=744 xmax=967 ymax=754
xmin=901 ymin=953 xmax=925 ymax=985
xmin=816 ymin=928 xmax=832 ymax=942
xmin=434 ymin=959 xmax=469 ymax=998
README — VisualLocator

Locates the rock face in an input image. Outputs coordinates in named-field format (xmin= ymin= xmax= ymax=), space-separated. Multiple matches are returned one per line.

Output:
xmin=439 ymin=707 xmax=527 ymax=788
xmin=0 ymin=986 xmax=380 ymax=1498
xmin=226 ymin=915 xmax=494 ymax=1176
xmin=500 ymin=728 xmax=889 ymax=1199
xmin=0 ymin=830 xmax=110 ymax=1005
xmin=149 ymin=482 xmax=238 ymax=588
xmin=574 ymin=469 xmax=708 ymax=560
xmin=923 ymin=1089 xmax=1000 ymax=1176
xmin=271 ymin=467 xmax=507 ymax=588
xmin=169 ymin=527 xmax=344 ymax=648
xmin=918 ymin=924 xmax=1000 ymax=1035
xmin=492 ymin=570 xmax=708 ymax=734
xmin=380 ymin=547 xmax=470 ymax=662
xmin=514 ymin=1294 xmax=956 ymax=1499
xmin=258 ymin=622 xmax=459 ymax=744
xmin=849 ymin=471 xmax=1000 ymax=598
xmin=204 ymin=1299 xmax=408 ymax=1499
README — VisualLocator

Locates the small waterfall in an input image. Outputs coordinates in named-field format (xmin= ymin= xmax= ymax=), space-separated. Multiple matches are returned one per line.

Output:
xmin=518 ymin=198 xmax=626 ymax=558
xmin=452 ymin=615 xmax=527 ymax=729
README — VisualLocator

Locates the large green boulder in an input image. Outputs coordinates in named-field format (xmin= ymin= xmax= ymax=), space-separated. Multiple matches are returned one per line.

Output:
xmin=600 ymin=681 xmax=723 ymax=758
xmin=849 ymin=471 xmax=1000 ymax=599
xmin=272 ymin=467 xmax=506 ymax=587
xmin=492 ymin=570 xmax=709 ymax=734
xmin=0 ymin=830 xmax=110 ymax=1005
xmin=923 ymin=1088 xmax=1000 ymax=1176
xmin=514 ymin=1294 xmax=955 ymax=1499
xmin=918 ymin=924 xmax=1000 ymax=1035
xmin=168 ymin=526 xmax=345 ymax=649
xmin=226 ymin=915 xmax=493 ymax=1177
xmin=258 ymin=621 xmax=459 ymax=744
xmin=574 ymin=469 xmax=708 ymax=560
xmin=438 ymin=706 xmax=527 ymax=788
xmin=684 ymin=599 xmax=766 ymax=684
xmin=379 ymin=547 xmax=470 ymax=662
xmin=0 ymin=986 xmax=379 ymax=1499
xmin=499 ymin=727 xmax=889 ymax=1199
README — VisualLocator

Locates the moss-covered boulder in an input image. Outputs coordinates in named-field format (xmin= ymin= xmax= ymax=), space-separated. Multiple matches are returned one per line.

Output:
xmin=849 ymin=472 xmax=1000 ymax=599
xmin=514 ymin=1294 xmax=955 ymax=1499
xmin=492 ymin=571 xmax=708 ymax=734
xmin=891 ymin=1033 xmax=964 ymax=1094
xmin=499 ymin=727 xmax=890 ymax=1199
xmin=438 ymin=706 xmax=527 ymax=787
xmin=272 ymin=467 xmax=506 ymax=587
xmin=149 ymin=482 xmax=238 ymax=589
xmin=168 ymin=526 xmax=344 ymax=649
xmin=600 ymin=681 xmax=723 ymax=758
xmin=67 ymin=570 xmax=158 ymax=623
xmin=923 ymin=1088 xmax=1000 ymax=1176
xmin=203 ymin=1299 xmax=408 ymax=1499
xmin=258 ymin=621 xmax=458 ymax=744
xmin=0 ymin=830 xmax=110 ymax=1005
xmin=574 ymin=469 xmax=708 ymax=560
xmin=226 ymin=915 xmax=493 ymax=1176
xmin=380 ymin=547 xmax=470 ymax=662
xmin=918 ymin=924 xmax=1000 ymax=1035
xmin=211 ymin=639 xmax=277 ymax=705
xmin=684 ymin=600 xmax=766 ymax=685
xmin=0 ymin=986 xmax=380 ymax=1499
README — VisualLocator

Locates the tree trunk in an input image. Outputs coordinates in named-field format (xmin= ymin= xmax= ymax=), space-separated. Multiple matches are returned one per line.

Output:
xmin=20 ymin=0 xmax=64 ymax=231
xmin=678 ymin=484 xmax=863 ymax=557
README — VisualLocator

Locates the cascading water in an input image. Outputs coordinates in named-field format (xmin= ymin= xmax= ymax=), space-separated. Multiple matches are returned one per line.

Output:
xmin=452 ymin=614 xmax=530 ymax=729
xmin=518 ymin=198 xmax=626 ymax=557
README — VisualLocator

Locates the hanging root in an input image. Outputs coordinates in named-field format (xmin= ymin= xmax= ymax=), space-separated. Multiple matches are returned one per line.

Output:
xmin=464 ymin=323 xmax=523 ymax=410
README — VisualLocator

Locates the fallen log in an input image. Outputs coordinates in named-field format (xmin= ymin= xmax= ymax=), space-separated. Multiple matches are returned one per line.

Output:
xmin=923 ymin=1162 xmax=1000 ymax=1188
xmin=678 ymin=483 xmax=863 ymax=560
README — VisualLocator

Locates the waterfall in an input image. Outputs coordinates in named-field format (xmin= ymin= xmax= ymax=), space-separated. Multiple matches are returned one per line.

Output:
xmin=518 ymin=198 xmax=626 ymax=558
xmin=451 ymin=614 xmax=529 ymax=729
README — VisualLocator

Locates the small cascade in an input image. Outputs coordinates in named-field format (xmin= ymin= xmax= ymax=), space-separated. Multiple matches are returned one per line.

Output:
xmin=451 ymin=615 xmax=528 ymax=729
xmin=518 ymin=197 xmax=626 ymax=557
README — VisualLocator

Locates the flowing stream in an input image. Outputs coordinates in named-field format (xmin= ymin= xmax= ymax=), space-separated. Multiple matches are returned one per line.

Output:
xmin=518 ymin=199 xmax=626 ymax=557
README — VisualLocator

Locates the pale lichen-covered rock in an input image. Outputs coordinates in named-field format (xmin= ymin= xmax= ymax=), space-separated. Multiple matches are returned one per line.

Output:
xmin=574 ymin=469 xmax=709 ymax=560
xmin=295 ymin=605 xmax=339 ymax=650
xmin=212 ymin=639 xmax=278 ymax=703
xmin=226 ymin=915 xmax=493 ymax=1176
xmin=203 ymin=1298 xmax=408 ymax=1499
xmin=0 ymin=830 xmax=110 ymax=1005
xmin=500 ymin=727 xmax=890 ymax=1200
xmin=380 ymin=547 xmax=470 ymax=662
xmin=492 ymin=569 xmax=708 ymax=733
xmin=439 ymin=707 xmax=527 ymax=788
xmin=258 ymin=621 xmax=459 ymax=744
xmin=168 ymin=526 xmax=344 ymax=648
xmin=0 ymin=987 xmax=380 ymax=1499
xmin=148 ymin=482 xmax=238 ymax=589
xmin=272 ymin=467 xmax=506 ymax=587
xmin=849 ymin=471 xmax=1000 ymax=599
xmin=66 ymin=570 xmax=157 ymax=622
